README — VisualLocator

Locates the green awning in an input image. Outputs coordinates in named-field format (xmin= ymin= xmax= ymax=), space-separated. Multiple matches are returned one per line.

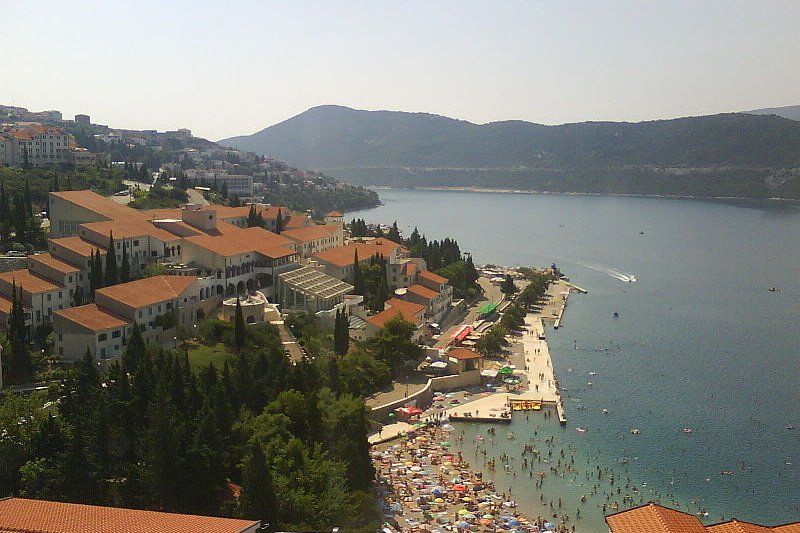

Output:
xmin=478 ymin=302 xmax=498 ymax=315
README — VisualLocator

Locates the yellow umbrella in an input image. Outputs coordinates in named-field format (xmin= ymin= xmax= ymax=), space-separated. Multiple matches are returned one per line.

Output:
xmin=461 ymin=497 xmax=472 ymax=502
xmin=434 ymin=497 xmax=445 ymax=503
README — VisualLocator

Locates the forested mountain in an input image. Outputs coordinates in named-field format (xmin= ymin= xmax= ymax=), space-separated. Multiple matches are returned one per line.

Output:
xmin=220 ymin=105 xmax=800 ymax=199
xmin=745 ymin=104 xmax=800 ymax=121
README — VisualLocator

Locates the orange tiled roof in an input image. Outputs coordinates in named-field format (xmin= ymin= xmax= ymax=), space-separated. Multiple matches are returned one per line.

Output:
xmin=184 ymin=227 xmax=296 ymax=259
xmin=0 ymin=269 xmax=61 ymax=294
xmin=368 ymin=297 xmax=426 ymax=328
xmin=773 ymin=524 xmax=800 ymax=532
xmin=29 ymin=253 xmax=81 ymax=274
xmin=402 ymin=262 xmax=418 ymax=277
xmin=49 ymin=236 xmax=106 ymax=258
xmin=326 ymin=210 xmax=343 ymax=217
xmin=313 ymin=241 xmax=403 ymax=268
xmin=55 ymin=304 xmax=131 ymax=332
xmin=447 ymin=347 xmax=482 ymax=360
xmin=0 ymin=497 xmax=259 ymax=533
xmin=51 ymin=190 xmax=142 ymax=222
xmin=281 ymin=224 xmax=339 ymax=243
xmin=708 ymin=521 xmax=774 ymax=533
xmin=606 ymin=503 xmax=709 ymax=533
xmin=419 ymin=270 xmax=448 ymax=284
xmin=95 ymin=275 xmax=196 ymax=309
xmin=284 ymin=213 xmax=312 ymax=229
xmin=80 ymin=219 xmax=179 ymax=242
xmin=0 ymin=295 xmax=11 ymax=315
xmin=406 ymin=283 xmax=439 ymax=300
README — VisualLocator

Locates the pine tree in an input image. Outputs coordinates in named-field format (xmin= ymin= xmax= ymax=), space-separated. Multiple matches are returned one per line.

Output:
xmin=352 ymin=249 xmax=363 ymax=295
xmin=105 ymin=231 xmax=118 ymax=286
xmin=239 ymin=443 xmax=278 ymax=530
xmin=234 ymin=297 xmax=246 ymax=351
xmin=120 ymin=241 xmax=131 ymax=283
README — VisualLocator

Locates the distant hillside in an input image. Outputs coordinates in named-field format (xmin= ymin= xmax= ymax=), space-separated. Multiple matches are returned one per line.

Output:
xmin=744 ymin=104 xmax=800 ymax=122
xmin=220 ymin=105 xmax=800 ymax=199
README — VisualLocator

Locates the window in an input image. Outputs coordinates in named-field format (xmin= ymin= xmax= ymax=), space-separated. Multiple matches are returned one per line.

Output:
xmin=166 ymin=302 xmax=172 ymax=309
xmin=151 ymin=251 xmax=157 ymax=256
xmin=148 ymin=307 xmax=153 ymax=316
xmin=157 ymin=304 xmax=162 ymax=312
xmin=100 ymin=348 xmax=106 ymax=358
xmin=47 ymin=294 xmax=52 ymax=301
xmin=112 ymin=330 xmax=121 ymax=338
xmin=114 ymin=344 xmax=120 ymax=351
xmin=58 ymin=291 xmax=62 ymax=299
xmin=133 ymin=240 xmax=139 ymax=246
xmin=138 ymin=310 xmax=143 ymax=318
xmin=58 ymin=333 xmax=63 ymax=341
xmin=68 ymin=275 xmax=73 ymax=283
xmin=98 ymin=333 xmax=108 ymax=341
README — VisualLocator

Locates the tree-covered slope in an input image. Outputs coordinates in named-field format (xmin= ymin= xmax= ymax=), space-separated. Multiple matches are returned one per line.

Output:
xmin=220 ymin=106 xmax=800 ymax=198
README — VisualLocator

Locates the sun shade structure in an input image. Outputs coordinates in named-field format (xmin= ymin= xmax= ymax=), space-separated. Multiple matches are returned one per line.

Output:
xmin=278 ymin=265 xmax=354 ymax=312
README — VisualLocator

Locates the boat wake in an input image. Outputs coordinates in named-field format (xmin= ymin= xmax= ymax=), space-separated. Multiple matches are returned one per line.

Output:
xmin=576 ymin=261 xmax=637 ymax=283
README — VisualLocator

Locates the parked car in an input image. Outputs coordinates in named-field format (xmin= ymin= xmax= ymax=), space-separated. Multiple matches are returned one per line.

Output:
xmin=6 ymin=251 xmax=27 ymax=257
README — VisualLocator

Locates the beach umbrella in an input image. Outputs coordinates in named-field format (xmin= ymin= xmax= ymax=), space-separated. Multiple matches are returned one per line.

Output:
xmin=458 ymin=509 xmax=471 ymax=515
xmin=434 ymin=497 xmax=445 ymax=503
xmin=388 ymin=412 xmax=396 ymax=418
xmin=456 ymin=521 xmax=471 ymax=529
xmin=498 ymin=366 xmax=514 ymax=374
xmin=544 ymin=522 xmax=555 ymax=530
xmin=453 ymin=484 xmax=468 ymax=492
xmin=461 ymin=496 xmax=472 ymax=502
xmin=482 ymin=514 xmax=494 ymax=519
xmin=480 ymin=519 xmax=493 ymax=526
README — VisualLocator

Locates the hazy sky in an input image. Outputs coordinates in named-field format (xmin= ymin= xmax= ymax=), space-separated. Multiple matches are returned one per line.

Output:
xmin=2 ymin=1 xmax=799 ymax=140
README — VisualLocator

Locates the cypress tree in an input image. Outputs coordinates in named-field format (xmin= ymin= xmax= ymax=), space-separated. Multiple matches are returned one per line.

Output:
xmin=93 ymin=249 xmax=104 ymax=292
xmin=352 ymin=249 xmax=363 ymax=295
xmin=0 ymin=181 xmax=8 ymax=223
xmin=123 ymin=323 xmax=146 ymax=372
xmin=24 ymin=179 xmax=33 ymax=218
xmin=234 ymin=297 xmax=246 ymax=351
xmin=334 ymin=308 xmax=349 ymax=356
xmin=120 ymin=241 xmax=131 ymax=283
xmin=105 ymin=231 xmax=118 ymax=286
xmin=275 ymin=211 xmax=283 ymax=234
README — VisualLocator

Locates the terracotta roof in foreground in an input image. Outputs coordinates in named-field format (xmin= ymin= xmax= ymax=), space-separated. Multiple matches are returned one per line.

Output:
xmin=606 ymin=503 xmax=709 ymax=533
xmin=0 ymin=296 xmax=11 ymax=315
xmin=773 ymin=524 xmax=800 ymax=532
xmin=95 ymin=275 xmax=197 ymax=309
xmin=707 ymin=520 xmax=774 ymax=533
xmin=0 ymin=497 xmax=258 ymax=533
xmin=55 ymin=304 xmax=131 ymax=332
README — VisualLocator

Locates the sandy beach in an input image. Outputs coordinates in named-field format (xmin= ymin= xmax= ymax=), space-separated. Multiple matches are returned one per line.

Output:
xmin=373 ymin=279 xmax=588 ymax=531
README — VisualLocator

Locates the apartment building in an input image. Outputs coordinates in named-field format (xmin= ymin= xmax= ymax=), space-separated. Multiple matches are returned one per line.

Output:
xmin=0 ymin=125 xmax=71 ymax=167
xmin=312 ymin=240 xmax=407 ymax=282
xmin=281 ymin=223 xmax=343 ymax=260
xmin=54 ymin=275 xmax=198 ymax=361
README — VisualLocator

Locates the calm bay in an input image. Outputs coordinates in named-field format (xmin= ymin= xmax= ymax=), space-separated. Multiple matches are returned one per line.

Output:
xmin=351 ymin=189 xmax=800 ymax=531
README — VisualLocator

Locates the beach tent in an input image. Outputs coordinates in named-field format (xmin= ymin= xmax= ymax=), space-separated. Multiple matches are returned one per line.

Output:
xmin=498 ymin=366 xmax=514 ymax=375
xmin=481 ymin=369 xmax=499 ymax=378
xmin=429 ymin=361 xmax=448 ymax=370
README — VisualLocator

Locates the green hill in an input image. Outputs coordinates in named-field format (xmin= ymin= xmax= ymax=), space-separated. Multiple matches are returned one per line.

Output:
xmin=220 ymin=106 xmax=800 ymax=199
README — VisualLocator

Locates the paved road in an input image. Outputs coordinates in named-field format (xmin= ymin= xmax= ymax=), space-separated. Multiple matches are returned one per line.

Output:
xmin=187 ymin=188 xmax=210 ymax=206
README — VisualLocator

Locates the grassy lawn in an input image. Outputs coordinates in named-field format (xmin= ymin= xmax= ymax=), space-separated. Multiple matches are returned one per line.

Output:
xmin=186 ymin=342 xmax=232 ymax=372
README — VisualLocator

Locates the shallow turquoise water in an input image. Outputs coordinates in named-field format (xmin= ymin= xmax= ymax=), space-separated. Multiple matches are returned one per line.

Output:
xmin=351 ymin=190 xmax=800 ymax=529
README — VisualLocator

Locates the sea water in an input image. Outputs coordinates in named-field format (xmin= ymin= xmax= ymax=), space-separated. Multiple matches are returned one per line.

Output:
xmin=350 ymin=189 xmax=800 ymax=530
